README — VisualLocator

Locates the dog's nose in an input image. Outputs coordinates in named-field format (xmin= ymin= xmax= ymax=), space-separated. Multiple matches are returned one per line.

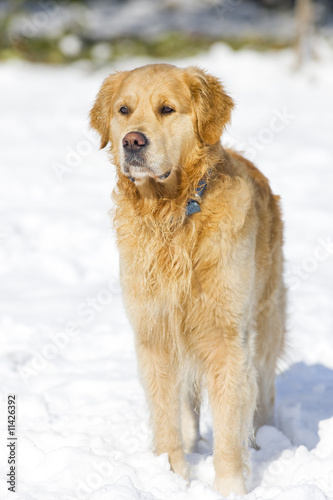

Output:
xmin=122 ymin=132 xmax=147 ymax=152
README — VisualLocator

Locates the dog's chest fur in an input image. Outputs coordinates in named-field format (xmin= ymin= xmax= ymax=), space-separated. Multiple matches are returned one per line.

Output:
xmin=117 ymin=214 xmax=209 ymax=305
xmin=114 ymin=174 xmax=253 ymax=310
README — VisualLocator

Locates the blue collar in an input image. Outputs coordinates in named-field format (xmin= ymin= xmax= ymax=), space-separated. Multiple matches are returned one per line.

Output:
xmin=185 ymin=177 xmax=208 ymax=216
xmin=128 ymin=174 xmax=209 ymax=216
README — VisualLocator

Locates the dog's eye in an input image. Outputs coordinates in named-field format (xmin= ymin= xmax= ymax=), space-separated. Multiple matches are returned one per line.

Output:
xmin=161 ymin=106 xmax=174 ymax=114
xmin=119 ymin=106 xmax=129 ymax=115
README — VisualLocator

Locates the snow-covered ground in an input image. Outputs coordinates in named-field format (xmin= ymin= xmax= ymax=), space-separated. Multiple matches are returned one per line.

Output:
xmin=1 ymin=43 xmax=333 ymax=499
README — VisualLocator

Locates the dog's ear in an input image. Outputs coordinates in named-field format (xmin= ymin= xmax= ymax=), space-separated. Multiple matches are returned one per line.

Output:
xmin=89 ymin=71 xmax=128 ymax=149
xmin=185 ymin=66 xmax=234 ymax=145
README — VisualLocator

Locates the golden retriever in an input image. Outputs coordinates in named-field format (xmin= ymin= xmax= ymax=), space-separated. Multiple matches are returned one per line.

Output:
xmin=90 ymin=63 xmax=286 ymax=496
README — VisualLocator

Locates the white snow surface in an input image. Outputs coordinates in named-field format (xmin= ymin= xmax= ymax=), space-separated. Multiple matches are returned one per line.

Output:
xmin=1 ymin=44 xmax=333 ymax=499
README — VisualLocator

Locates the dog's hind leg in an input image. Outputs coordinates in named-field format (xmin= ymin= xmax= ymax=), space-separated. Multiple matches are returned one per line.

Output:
xmin=254 ymin=283 xmax=286 ymax=434
xmin=181 ymin=380 xmax=201 ymax=454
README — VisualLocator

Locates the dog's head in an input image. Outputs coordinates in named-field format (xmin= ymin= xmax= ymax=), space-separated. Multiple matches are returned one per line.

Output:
xmin=90 ymin=64 xmax=233 ymax=183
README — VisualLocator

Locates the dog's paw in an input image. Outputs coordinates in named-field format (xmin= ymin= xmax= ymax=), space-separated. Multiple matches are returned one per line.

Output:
xmin=214 ymin=475 xmax=247 ymax=497
xmin=169 ymin=453 xmax=189 ymax=482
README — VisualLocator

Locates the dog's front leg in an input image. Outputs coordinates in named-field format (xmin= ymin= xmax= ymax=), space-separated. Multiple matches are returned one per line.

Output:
xmin=203 ymin=334 xmax=257 ymax=496
xmin=136 ymin=341 xmax=188 ymax=480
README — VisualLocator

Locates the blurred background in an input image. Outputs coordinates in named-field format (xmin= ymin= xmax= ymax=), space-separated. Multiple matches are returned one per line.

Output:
xmin=1 ymin=0 xmax=333 ymax=65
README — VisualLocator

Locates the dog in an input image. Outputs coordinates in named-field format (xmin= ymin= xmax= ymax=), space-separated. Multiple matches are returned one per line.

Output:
xmin=90 ymin=63 xmax=286 ymax=496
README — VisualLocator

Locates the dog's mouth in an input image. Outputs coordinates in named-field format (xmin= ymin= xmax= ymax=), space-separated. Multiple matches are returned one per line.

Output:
xmin=123 ymin=155 xmax=171 ymax=182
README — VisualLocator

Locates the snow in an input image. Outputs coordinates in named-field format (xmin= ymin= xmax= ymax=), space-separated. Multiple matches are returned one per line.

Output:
xmin=1 ymin=42 xmax=333 ymax=499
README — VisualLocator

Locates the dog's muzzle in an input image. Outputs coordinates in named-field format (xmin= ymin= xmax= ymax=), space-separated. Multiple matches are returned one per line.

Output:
xmin=122 ymin=131 xmax=171 ymax=182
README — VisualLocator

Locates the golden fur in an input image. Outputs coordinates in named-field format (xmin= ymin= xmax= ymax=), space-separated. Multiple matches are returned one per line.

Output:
xmin=90 ymin=63 xmax=286 ymax=496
